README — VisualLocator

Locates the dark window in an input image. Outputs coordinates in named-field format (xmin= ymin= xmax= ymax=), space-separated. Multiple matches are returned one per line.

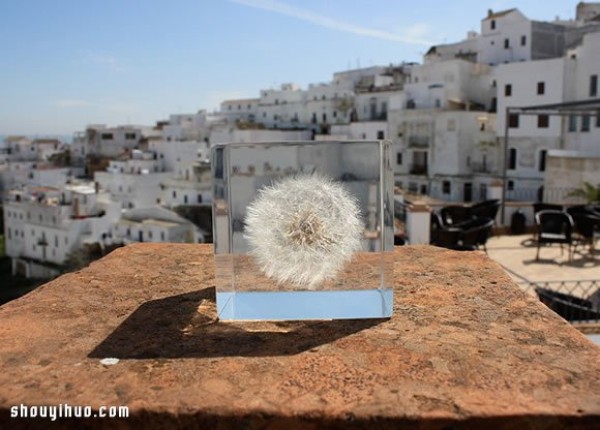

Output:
xmin=101 ymin=133 xmax=113 ymax=140
xmin=521 ymin=35 xmax=527 ymax=46
xmin=442 ymin=181 xmax=451 ymax=194
xmin=184 ymin=195 xmax=188 ymax=204
xmin=537 ymin=82 xmax=545 ymax=95
xmin=125 ymin=133 xmax=136 ymax=140
xmin=491 ymin=20 xmax=496 ymax=30
xmin=568 ymin=115 xmax=577 ymax=132
xmin=508 ymin=113 xmax=519 ymax=128
xmin=591 ymin=75 xmax=598 ymax=97
xmin=596 ymin=111 xmax=600 ymax=127
xmin=420 ymin=184 xmax=427 ymax=195
xmin=537 ymin=114 xmax=549 ymax=128
xmin=377 ymin=131 xmax=385 ymax=139
xmin=161 ymin=232 xmax=165 ymax=241
xmin=238 ymin=105 xmax=241 ymax=110
xmin=508 ymin=180 xmax=514 ymax=191
xmin=504 ymin=38 xmax=510 ymax=49
xmin=582 ymin=115 xmax=591 ymax=132
xmin=396 ymin=153 xmax=402 ymax=165
xmin=172 ymin=190 xmax=177 ymax=198
xmin=197 ymin=194 xmax=203 ymax=203
xmin=508 ymin=148 xmax=517 ymax=170
xmin=539 ymin=150 xmax=547 ymax=172
xmin=505 ymin=84 xmax=512 ymax=96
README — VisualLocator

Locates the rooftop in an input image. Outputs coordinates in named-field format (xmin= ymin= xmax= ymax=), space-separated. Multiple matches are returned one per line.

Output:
xmin=0 ymin=244 xmax=599 ymax=428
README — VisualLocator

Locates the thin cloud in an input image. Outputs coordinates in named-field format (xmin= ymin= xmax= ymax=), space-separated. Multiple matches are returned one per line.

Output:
xmin=231 ymin=0 xmax=435 ymax=46
xmin=84 ymin=52 xmax=126 ymax=72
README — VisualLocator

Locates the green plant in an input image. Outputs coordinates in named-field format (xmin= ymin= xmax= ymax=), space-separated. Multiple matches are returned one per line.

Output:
xmin=567 ymin=182 xmax=600 ymax=203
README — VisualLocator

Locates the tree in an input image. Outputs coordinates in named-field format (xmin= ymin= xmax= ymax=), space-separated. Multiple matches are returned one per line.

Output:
xmin=567 ymin=182 xmax=600 ymax=203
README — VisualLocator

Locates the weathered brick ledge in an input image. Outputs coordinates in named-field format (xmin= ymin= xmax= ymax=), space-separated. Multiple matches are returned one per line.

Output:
xmin=0 ymin=244 xmax=599 ymax=429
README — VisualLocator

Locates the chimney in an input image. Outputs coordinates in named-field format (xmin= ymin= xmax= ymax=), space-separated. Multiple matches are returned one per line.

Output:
xmin=488 ymin=9 xmax=493 ymax=17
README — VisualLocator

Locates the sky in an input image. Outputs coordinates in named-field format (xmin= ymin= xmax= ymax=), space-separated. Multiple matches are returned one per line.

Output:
xmin=0 ymin=0 xmax=579 ymax=135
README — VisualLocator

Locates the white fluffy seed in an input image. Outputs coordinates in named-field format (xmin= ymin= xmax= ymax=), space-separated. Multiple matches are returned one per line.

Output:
xmin=244 ymin=174 xmax=363 ymax=289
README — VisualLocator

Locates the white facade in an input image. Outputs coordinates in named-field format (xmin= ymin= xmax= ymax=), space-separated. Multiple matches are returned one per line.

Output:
xmin=112 ymin=207 xmax=204 ymax=244
xmin=3 ymin=183 xmax=121 ymax=276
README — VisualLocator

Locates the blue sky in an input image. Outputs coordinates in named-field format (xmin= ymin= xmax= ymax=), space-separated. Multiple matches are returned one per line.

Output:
xmin=0 ymin=0 xmax=578 ymax=135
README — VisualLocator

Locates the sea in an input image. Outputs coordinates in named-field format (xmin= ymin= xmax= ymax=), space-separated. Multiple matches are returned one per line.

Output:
xmin=0 ymin=134 xmax=73 ymax=147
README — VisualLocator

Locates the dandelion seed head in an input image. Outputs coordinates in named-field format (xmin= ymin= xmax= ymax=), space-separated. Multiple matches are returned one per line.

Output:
xmin=244 ymin=174 xmax=363 ymax=288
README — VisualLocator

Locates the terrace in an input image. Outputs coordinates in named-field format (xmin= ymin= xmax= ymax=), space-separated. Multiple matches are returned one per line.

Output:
xmin=0 ymin=243 xmax=599 ymax=428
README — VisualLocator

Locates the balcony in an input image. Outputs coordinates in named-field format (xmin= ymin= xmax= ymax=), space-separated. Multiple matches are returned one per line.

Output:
xmin=407 ymin=135 xmax=429 ymax=148
xmin=409 ymin=164 xmax=428 ymax=175
xmin=470 ymin=161 xmax=493 ymax=174
xmin=0 ymin=243 xmax=598 ymax=428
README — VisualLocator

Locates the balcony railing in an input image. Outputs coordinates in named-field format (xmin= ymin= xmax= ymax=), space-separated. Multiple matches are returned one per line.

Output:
xmin=408 ymin=136 xmax=429 ymax=148
xmin=470 ymin=162 xmax=493 ymax=174
xmin=409 ymin=164 xmax=428 ymax=175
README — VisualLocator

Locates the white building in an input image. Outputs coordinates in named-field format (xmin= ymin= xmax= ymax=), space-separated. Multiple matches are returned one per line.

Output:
xmin=3 ymin=182 xmax=121 ymax=278
xmin=112 ymin=207 xmax=205 ymax=244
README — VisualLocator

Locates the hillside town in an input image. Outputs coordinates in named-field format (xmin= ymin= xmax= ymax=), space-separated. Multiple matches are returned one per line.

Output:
xmin=2 ymin=3 xmax=600 ymax=284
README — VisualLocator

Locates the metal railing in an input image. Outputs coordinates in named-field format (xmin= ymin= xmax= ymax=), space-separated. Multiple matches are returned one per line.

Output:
xmin=518 ymin=280 xmax=600 ymax=324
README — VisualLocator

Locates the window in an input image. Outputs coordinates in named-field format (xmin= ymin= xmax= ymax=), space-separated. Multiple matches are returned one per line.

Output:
xmin=539 ymin=150 xmax=547 ymax=172
xmin=396 ymin=153 xmax=403 ymax=165
xmin=596 ymin=111 xmax=600 ymax=128
xmin=537 ymin=114 xmax=549 ymax=128
xmin=521 ymin=35 xmax=527 ymax=46
xmin=377 ymin=131 xmax=385 ymax=139
xmin=420 ymin=184 xmax=427 ymax=195
xmin=508 ymin=180 xmax=514 ymax=191
xmin=508 ymin=113 xmax=519 ymax=128
xmin=101 ymin=133 xmax=114 ymax=140
xmin=505 ymin=84 xmax=512 ymax=96
xmin=333 ymin=111 xmax=337 ymax=118
xmin=537 ymin=82 xmax=545 ymax=95
xmin=591 ymin=75 xmax=598 ymax=97
xmin=125 ymin=133 xmax=136 ymax=140
xmin=491 ymin=20 xmax=496 ymax=30
xmin=504 ymin=38 xmax=510 ymax=49
xmin=480 ymin=184 xmax=488 ymax=201
xmin=238 ymin=105 xmax=241 ymax=110
xmin=7 ymin=228 xmax=11 ymax=240
xmin=172 ymin=190 xmax=177 ymax=199
xmin=508 ymin=148 xmax=517 ymax=170
xmin=54 ymin=235 xmax=58 ymax=247
xmin=582 ymin=115 xmax=591 ymax=132
xmin=161 ymin=232 xmax=165 ymax=241
xmin=184 ymin=195 xmax=188 ymax=204
xmin=442 ymin=181 xmax=451 ymax=195
xmin=568 ymin=114 xmax=577 ymax=132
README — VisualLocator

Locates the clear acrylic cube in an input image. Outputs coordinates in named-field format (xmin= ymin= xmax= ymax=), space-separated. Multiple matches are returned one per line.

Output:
xmin=212 ymin=140 xmax=394 ymax=320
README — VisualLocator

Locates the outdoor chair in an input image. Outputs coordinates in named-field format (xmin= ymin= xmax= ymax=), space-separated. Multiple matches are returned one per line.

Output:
xmin=533 ymin=202 xmax=563 ymax=216
xmin=431 ymin=211 xmax=461 ymax=247
xmin=570 ymin=212 xmax=600 ymax=257
xmin=470 ymin=199 xmax=501 ymax=223
xmin=536 ymin=287 xmax=600 ymax=322
xmin=535 ymin=210 xmax=574 ymax=261
xmin=439 ymin=205 xmax=472 ymax=226
xmin=456 ymin=217 xmax=495 ymax=253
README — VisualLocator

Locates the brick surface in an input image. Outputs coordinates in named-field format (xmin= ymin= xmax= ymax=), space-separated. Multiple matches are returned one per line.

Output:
xmin=0 ymin=243 xmax=599 ymax=429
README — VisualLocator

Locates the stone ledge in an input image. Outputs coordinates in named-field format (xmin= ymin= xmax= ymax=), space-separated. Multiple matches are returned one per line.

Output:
xmin=0 ymin=243 xmax=599 ymax=429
